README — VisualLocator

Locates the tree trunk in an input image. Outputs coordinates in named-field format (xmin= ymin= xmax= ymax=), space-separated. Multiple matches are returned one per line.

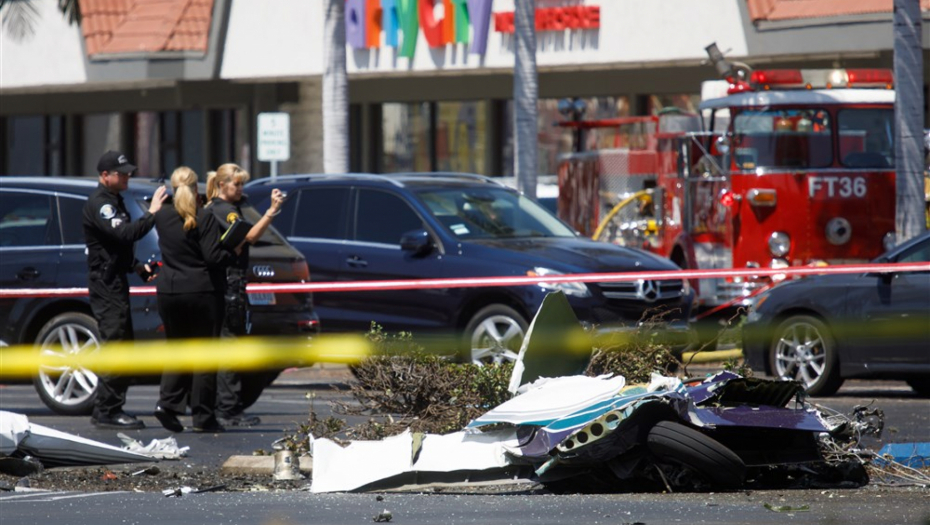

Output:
xmin=893 ymin=0 xmax=926 ymax=241
xmin=323 ymin=0 xmax=350 ymax=174
xmin=513 ymin=0 xmax=538 ymax=199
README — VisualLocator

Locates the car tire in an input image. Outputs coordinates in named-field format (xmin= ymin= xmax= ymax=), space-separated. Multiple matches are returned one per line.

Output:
xmin=769 ymin=314 xmax=842 ymax=397
xmin=32 ymin=313 xmax=101 ymax=416
xmin=906 ymin=378 xmax=930 ymax=397
xmin=463 ymin=304 xmax=528 ymax=366
xmin=646 ymin=420 xmax=746 ymax=489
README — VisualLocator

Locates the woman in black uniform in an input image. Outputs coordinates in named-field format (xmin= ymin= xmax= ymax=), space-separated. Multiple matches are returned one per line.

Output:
xmin=205 ymin=163 xmax=285 ymax=427
xmin=152 ymin=166 xmax=235 ymax=433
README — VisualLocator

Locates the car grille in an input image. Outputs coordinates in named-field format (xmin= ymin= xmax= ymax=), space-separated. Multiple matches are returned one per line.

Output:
xmin=595 ymin=279 xmax=685 ymax=303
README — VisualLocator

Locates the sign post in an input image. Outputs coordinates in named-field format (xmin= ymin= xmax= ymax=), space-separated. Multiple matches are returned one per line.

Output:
xmin=257 ymin=112 xmax=290 ymax=181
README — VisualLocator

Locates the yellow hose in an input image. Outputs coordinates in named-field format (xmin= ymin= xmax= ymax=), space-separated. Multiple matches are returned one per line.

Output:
xmin=592 ymin=189 xmax=653 ymax=242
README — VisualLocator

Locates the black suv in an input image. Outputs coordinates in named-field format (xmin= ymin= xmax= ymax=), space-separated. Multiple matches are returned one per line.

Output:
xmin=246 ymin=173 xmax=693 ymax=363
xmin=0 ymin=176 xmax=318 ymax=415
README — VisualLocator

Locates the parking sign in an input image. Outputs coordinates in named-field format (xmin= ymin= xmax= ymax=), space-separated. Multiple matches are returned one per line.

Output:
xmin=257 ymin=112 xmax=290 ymax=162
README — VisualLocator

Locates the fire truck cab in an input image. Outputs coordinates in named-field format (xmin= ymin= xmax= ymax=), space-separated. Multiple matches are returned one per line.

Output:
xmin=557 ymin=67 xmax=897 ymax=311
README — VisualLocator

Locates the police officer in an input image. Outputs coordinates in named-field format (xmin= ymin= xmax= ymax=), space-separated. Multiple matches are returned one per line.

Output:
xmin=205 ymin=164 xmax=285 ymax=427
xmin=83 ymin=150 xmax=167 ymax=429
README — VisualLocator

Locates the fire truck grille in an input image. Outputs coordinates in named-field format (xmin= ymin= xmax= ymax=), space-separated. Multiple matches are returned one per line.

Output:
xmin=596 ymin=279 xmax=685 ymax=302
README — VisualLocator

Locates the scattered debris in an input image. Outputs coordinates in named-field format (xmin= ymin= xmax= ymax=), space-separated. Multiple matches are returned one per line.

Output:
xmin=131 ymin=466 xmax=161 ymax=476
xmin=273 ymin=449 xmax=303 ymax=481
xmin=118 ymin=433 xmax=189 ymax=460
xmin=763 ymin=503 xmax=811 ymax=512
xmin=1 ymin=411 xmax=151 ymax=468
xmin=373 ymin=509 xmax=392 ymax=522
xmin=101 ymin=470 xmax=118 ymax=481
xmin=162 ymin=484 xmax=226 ymax=497
xmin=875 ymin=442 xmax=930 ymax=469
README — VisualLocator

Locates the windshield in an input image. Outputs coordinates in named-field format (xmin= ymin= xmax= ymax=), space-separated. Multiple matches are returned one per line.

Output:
xmin=239 ymin=204 xmax=288 ymax=246
xmin=732 ymin=108 xmax=832 ymax=169
xmin=416 ymin=187 xmax=575 ymax=239
xmin=838 ymin=108 xmax=894 ymax=169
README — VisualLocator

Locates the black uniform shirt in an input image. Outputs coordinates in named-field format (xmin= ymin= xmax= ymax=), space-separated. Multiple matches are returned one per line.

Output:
xmin=82 ymin=183 xmax=155 ymax=280
xmin=206 ymin=196 xmax=250 ymax=270
xmin=154 ymin=204 xmax=233 ymax=294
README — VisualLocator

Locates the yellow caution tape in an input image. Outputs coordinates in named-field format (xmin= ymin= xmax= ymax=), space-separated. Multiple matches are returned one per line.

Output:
xmin=0 ymin=334 xmax=371 ymax=378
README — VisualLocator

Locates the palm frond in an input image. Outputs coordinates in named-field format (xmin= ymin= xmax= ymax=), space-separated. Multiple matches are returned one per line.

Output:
xmin=0 ymin=0 xmax=40 ymax=41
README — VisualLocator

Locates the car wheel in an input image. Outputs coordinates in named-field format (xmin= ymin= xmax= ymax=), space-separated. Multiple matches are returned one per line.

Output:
xmin=906 ymin=378 xmax=930 ymax=397
xmin=769 ymin=314 xmax=842 ymax=397
xmin=463 ymin=304 xmax=528 ymax=366
xmin=646 ymin=420 xmax=746 ymax=489
xmin=32 ymin=313 xmax=101 ymax=415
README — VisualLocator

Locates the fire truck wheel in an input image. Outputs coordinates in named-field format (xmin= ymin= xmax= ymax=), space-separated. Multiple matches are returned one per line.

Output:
xmin=463 ymin=304 xmax=528 ymax=366
xmin=769 ymin=315 xmax=843 ymax=397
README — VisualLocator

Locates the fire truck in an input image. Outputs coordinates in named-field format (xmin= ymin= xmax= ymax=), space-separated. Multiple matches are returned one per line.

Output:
xmin=557 ymin=50 xmax=897 ymax=315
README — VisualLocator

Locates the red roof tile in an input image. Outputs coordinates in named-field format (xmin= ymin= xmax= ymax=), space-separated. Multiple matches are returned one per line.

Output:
xmin=79 ymin=0 xmax=214 ymax=57
xmin=747 ymin=0 xmax=930 ymax=22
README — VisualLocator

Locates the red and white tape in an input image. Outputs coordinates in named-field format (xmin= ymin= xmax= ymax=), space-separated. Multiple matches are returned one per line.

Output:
xmin=2 ymin=262 xmax=927 ymax=299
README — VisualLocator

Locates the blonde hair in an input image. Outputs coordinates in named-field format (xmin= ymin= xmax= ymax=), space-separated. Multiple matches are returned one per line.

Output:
xmin=206 ymin=163 xmax=250 ymax=201
xmin=170 ymin=166 xmax=199 ymax=231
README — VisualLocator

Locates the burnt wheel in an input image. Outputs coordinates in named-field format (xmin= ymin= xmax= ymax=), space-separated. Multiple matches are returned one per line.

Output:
xmin=646 ymin=420 xmax=746 ymax=489
xmin=32 ymin=313 xmax=101 ymax=415
xmin=463 ymin=304 xmax=527 ymax=365
xmin=769 ymin=314 xmax=842 ymax=396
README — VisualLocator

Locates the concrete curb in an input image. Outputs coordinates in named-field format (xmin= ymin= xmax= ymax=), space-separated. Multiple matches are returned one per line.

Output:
xmin=221 ymin=455 xmax=313 ymax=476
xmin=681 ymin=348 xmax=743 ymax=364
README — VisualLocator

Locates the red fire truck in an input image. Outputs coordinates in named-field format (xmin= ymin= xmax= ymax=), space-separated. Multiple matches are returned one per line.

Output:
xmin=557 ymin=62 xmax=897 ymax=315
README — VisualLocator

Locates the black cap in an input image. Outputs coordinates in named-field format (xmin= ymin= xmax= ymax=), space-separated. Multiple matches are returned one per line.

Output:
xmin=97 ymin=150 xmax=136 ymax=174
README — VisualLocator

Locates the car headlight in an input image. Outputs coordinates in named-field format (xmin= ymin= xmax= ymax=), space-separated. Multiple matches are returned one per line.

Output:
xmin=528 ymin=267 xmax=591 ymax=298
xmin=745 ymin=293 xmax=769 ymax=322
xmin=768 ymin=231 xmax=790 ymax=257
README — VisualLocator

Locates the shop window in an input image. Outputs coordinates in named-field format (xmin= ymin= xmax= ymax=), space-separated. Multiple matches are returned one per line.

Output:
xmin=382 ymin=102 xmax=432 ymax=173
xmin=436 ymin=101 xmax=486 ymax=174
xmin=4 ymin=115 xmax=66 ymax=176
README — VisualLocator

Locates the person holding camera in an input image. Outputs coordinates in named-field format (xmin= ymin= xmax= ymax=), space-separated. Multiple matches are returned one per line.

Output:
xmin=152 ymin=167 xmax=235 ymax=433
xmin=205 ymin=163 xmax=286 ymax=427
xmin=83 ymin=150 xmax=167 ymax=429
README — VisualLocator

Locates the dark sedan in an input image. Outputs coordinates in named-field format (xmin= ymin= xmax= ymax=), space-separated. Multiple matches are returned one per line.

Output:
xmin=742 ymin=231 xmax=930 ymax=396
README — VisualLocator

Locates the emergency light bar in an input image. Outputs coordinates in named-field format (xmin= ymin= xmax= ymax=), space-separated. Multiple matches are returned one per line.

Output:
xmin=735 ymin=68 xmax=893 ymax=94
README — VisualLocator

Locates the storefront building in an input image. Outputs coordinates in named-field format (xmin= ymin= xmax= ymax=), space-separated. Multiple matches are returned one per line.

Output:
xmin=2 ymin=0 xmax=928 ymax=180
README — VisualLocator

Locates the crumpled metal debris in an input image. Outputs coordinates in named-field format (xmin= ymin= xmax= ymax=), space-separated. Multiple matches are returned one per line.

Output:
xmin=118 ymin=433 xmax=189 ymax=460
xmin=373 ymin=509 xmax=392 ymax=522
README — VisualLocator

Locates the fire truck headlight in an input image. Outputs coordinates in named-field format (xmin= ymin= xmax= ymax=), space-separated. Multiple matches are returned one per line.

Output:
xmin=883 ymin=232 xmax=897 ymax=252
xmin=769 ymin=258 xmax=789 ymax=282
xmin=528 ymin=267 xmax=591 ymax=298
xmin=768 ymin=232 xmax=791 ymax=257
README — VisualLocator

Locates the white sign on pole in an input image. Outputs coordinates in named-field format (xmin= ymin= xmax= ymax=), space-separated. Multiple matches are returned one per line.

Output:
xmin=257 ymin=112 xmax=290 ymax=162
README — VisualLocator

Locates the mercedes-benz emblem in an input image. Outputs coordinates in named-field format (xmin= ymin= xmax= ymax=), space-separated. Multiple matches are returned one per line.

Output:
xmin=636 ymin=279 xmax=660 ymax=303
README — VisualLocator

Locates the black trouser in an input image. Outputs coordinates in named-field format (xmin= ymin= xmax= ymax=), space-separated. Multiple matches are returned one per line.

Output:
xmin=156 ymin=291 xmax=223 ymax=428
xmin=216 ymin=268 xmax=274 ymax=417
xmin=88 ymin=271 xmax=134 ymax=419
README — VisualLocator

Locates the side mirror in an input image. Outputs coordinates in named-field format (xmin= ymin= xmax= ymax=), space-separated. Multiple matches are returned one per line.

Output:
xmin=400 ymin=229 xmax=433 ymax=255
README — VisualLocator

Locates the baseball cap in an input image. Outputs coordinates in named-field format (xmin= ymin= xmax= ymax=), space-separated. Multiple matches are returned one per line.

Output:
xmin=97 ymin=150 xmax=137 ymax=174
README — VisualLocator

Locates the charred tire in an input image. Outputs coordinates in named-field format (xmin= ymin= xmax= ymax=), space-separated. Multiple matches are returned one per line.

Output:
xmin=32 ymin=313 xmax=101 ymax=415
xmin=462 ymin=304 xmax=528 ymax=366
xmin=769 ymin=314 xmax=842 ymax=397
xmin=646 ymin=421 xmax=746 ymax=489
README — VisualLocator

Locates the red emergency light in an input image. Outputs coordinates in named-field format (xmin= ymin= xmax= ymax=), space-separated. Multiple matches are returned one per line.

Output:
xmin=750 ymin=70 xmax=804 ymax=90
xmin=847 ymin=69 xmax=894 ymax=89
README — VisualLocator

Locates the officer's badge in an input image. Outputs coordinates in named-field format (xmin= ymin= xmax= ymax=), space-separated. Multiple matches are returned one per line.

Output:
xmin=111 ymin=218 xmax=123 ymax=228
xmin=226 ymin=212 xmax=240 ymax=224
xmin=100 ymin=204 xmax=117 ymax=219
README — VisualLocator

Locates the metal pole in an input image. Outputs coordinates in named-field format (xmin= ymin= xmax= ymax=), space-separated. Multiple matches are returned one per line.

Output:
xmin=271 ymin=160 xmax=278 ymax=182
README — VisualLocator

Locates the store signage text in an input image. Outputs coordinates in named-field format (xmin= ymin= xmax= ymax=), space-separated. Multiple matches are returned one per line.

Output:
xmin=346 ymin=0 xmax=494 ymax=57
xmin=492 ymin=6 xmax=600 ymax=34
xmin=346 ymin=1 xmax=601 ymax=58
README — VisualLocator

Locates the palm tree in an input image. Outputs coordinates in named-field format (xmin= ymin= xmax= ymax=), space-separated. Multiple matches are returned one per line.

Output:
xmin=1 ymin=0 xmax=79 ymax=40
xmin=323 ymin=0 xmax=349 ymax=174
xmin=513 ymin=0 xmax=538 ymax=199
xmin=893 ymin=0 xmax=927 ymax=240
